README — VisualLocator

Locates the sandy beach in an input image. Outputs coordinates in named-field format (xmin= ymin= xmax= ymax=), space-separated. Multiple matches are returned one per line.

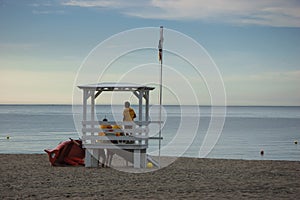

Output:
xmin=1 ymin=154 xmax=300 ymax=199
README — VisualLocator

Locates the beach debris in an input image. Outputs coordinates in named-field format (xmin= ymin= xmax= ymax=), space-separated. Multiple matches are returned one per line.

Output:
xmin=147 ymin=162 xmax=153 ymax=168
xmin=294 ymin=140 xmax=298 ymax=144
xmin=260 ymin=150 xmax=264 ymax=156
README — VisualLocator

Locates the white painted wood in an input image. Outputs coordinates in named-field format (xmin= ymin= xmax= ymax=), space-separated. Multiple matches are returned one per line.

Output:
xmin=82 ymin=120 xmax=162 ymax=126
xmin=90 ymin=89 xmax=95 ymax=144
xmin=83 ymin=143 xmax=148 ymax=150
xmin=83 ymin=89 xmax=88 ymax=139
xmin=78 ymin=82 xmax=155 ymax=91
xmin=138 ymin=91 xmax=143 ymax=122
xmin=82 ymin=135 xmax=149 ymax=141
xmin=85 ymin=149 xmax=92 ymax=167
xmin=81 ymin=127 xmax=149 ymax=135
xmin=90 ymin=149 xmax=99 ymax=167
xmin=145 ymin=90 xmax=149 ymax=122
xmin=77 ymin=82 xmax=162 ymax=168
xmin=133 ymin=149 xmax=141 ymax=168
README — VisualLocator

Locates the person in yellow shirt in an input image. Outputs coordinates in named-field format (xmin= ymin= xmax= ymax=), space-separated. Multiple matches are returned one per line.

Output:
xmin=123 ymin=101 xmax=136 ymax=122
xmin=123 ymin=101 xmax=136 ymax=144
xmin=123 ymin=101 xmax=136 ymax=129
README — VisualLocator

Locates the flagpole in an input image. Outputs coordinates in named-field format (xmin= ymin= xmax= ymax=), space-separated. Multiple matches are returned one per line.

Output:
xmin=158 ymin=26 xmax=163 ymax=168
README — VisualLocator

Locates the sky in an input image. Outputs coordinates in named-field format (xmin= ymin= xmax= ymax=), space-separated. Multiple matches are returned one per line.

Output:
xmin=0 ymin=0 xmax=300 ymax=106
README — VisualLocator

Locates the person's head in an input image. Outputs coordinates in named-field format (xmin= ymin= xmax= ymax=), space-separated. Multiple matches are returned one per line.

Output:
xmin=103 ymin=118 xmax=108 ymax=122
xmin=124 ymin=101 xmax=130 ymax=108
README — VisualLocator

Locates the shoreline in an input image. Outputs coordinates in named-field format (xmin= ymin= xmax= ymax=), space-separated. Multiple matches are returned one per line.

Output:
xmin=1 ymin=154 xmax=300 ymax=199
xmin=2 ymin=152 xmax=300 ymax=162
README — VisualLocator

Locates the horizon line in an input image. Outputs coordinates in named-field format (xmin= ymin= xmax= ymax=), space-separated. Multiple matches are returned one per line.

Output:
xmin=0 ymin=104 xmax=299 ymax=107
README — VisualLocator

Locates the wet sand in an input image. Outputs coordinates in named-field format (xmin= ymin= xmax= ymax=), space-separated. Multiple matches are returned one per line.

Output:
xmin=1 ymin=154 xmax=300 ymax=199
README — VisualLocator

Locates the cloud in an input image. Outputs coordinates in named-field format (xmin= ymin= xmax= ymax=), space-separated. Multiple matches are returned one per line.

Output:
xmin=61 ymin=0 xmax=300 ymax=27
xmin=29 ymin=1 xmax=66 ymax=15
xmin=32 ymin=10 xmax=65 ymax=15
xmin=62 ymin=0 xmax=121 ymax=8
xmin=61 ymin=0 xmax=148 ymax=8
xmin=29 ymin=2 xmax=52 ymax=7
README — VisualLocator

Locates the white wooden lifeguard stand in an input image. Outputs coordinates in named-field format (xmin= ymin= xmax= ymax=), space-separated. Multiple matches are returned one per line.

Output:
xmin=78 ymin=82 xmax=157 ymax=168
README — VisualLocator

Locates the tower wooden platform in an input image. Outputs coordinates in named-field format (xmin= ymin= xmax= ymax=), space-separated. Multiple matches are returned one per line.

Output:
xmin=78 ymin=82 xmax=160 ymax=168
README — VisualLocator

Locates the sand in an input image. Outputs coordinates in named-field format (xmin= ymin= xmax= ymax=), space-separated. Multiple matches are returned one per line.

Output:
xmin=1 ymin=154 xmax=300 ymax=199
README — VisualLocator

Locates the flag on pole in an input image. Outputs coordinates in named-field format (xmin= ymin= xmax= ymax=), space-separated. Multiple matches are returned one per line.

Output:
xmin=158 ymin=47 xmax=162 ymax=61
xmin=158 ymin=26 xmax=163 ymax=62
xmin=158 ymin=26 xmax=163 ymax=168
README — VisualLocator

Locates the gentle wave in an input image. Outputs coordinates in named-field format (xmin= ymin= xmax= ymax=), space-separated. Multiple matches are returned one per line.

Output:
xmin=0 ymin=105 xmax=299 ymax=161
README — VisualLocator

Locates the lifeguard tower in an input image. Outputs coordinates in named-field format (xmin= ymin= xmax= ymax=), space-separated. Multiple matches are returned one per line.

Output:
xmin=78 ymin=82 xmax=159 ymax=168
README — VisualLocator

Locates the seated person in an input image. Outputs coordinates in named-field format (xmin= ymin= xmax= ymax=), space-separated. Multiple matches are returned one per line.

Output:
xmin=112 ymin=124 xmax=125 ymax=144
xmin=98 ymin=118 xmax=114 ymax=167
xmin=99 ymin=118 xmax=112 ymax=134
xmin=112 ymin=124 xmax=124 ymax=136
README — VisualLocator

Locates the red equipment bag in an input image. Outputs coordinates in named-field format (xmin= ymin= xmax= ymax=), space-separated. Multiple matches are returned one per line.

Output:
xmin=44 ymin=138 xmax=85 ymax=166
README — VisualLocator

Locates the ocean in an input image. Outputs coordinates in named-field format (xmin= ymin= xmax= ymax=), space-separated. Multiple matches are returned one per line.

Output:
xmin=0 ymin=105 xmax=299 ymax=161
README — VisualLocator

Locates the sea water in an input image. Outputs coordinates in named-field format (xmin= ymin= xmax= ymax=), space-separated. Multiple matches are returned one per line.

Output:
xmin=0 ymin=105 xmax=299 ymax=161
